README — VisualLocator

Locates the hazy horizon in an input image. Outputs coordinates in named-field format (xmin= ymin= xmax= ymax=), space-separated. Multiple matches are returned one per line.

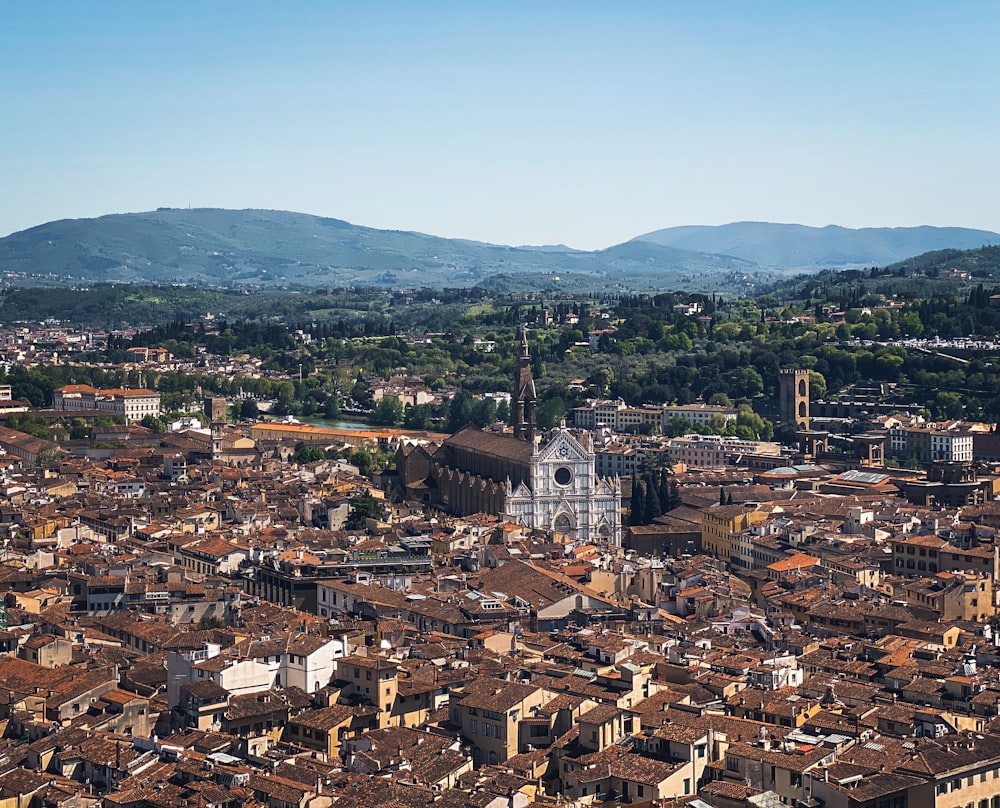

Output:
xmin=3 ymin=1 xmax=998 ymax=251
xmin=5 ymin=208 xmax=1000 ymax=255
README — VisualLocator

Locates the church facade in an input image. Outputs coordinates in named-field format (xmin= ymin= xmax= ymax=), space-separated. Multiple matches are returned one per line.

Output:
xmin=395 ymin=329 xmax=621 ymax=545
xmin=505 ymin=426 xmax=621 ymax=544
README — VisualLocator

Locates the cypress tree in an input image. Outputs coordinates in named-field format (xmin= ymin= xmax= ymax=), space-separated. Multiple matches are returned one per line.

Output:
xmin=658 ymin=470 xmax=671 ymax=512
xmin=644 ymin=481 xmax=662 ymax=525
xmin=631 ymin=479 xmax=645 ymax=527
xmin=667 ymin=479 xmax=681 ymax=511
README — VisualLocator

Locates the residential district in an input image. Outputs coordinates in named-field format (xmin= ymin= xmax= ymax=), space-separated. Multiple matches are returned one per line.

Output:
xmin=2 ymin=331 xmax=1000 ymax=808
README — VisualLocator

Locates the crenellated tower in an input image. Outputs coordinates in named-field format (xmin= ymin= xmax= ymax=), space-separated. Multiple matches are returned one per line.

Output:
xmin=778 ymin=368 xmax=810 ymax=429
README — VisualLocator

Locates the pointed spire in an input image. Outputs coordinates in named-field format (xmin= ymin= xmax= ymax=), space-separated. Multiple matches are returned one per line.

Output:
xmin=512 ymin=324 xmax=536 ymax=441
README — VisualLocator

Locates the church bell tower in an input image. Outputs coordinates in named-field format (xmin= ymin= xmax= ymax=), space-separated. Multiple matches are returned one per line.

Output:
xmin=512 ymin=326 xmax=537 ymax=441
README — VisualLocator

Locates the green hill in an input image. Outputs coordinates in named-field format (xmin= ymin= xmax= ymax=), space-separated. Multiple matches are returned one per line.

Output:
xmin=762 ymin=244 xmax=1000 ymax=302
xmin=0 ymin=208 xmax=758 ymax=292
xmin=883 ymin=244 xmax=1000 ymax=278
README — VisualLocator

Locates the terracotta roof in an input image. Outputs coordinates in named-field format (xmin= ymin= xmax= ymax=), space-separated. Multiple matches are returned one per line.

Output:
xmin=439 ymin=425 xmax=533 ymax=465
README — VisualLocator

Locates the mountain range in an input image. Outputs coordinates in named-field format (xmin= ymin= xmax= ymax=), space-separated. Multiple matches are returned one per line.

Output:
xmin=0 ymin=209 xmax=995 ymax=291
xmin=635 ymin=221 xmax=999 ymax=269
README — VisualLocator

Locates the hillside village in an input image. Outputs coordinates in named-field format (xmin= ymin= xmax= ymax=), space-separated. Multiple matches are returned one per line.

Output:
xmin=0 ymin=313 xmax=996 ymax=808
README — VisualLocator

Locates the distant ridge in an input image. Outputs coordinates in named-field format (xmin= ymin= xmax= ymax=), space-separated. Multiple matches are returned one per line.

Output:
xmin=633 ymin=221 xmax=1000 ymax=269
xmin=0 ymin=209 xmax=996 ymax=292
xmin=0 ymin=208 xmax=756 ymax=291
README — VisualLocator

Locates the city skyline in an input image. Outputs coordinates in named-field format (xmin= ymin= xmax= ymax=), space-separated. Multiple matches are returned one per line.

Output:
xmin=3 ymin=1 xmax=998 ymax=251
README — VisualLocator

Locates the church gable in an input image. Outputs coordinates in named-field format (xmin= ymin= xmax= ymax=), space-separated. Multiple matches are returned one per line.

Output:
xmin=397 ymin=443 xmax=434 ymax=486
xmin=552 ymin=499 xmax=576 ymax=518
xmin=509 ymin=481 xmax=532 ymax=498
xmin=594 ymin=478 xmax=619 ymax=496
xmin=537 ymin=430 xmax=589 ymax=464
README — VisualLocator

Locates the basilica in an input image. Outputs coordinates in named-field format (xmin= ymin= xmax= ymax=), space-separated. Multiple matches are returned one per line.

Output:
xmin=395 ymin=329 xmax=622 ymax=545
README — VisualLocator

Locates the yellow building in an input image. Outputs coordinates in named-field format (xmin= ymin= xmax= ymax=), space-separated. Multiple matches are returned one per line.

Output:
xmin=897 ymin=571 xmax=994 ymax=622
xmin=337 ymin=654 xmax=399 ymax=728
xmin=701 ymin=504 xmax=767 ymax=562
xmin=895 ymin=731 xmax=1000 ymax=808
xmin=450 ymin=680 xmax=553 ymax=766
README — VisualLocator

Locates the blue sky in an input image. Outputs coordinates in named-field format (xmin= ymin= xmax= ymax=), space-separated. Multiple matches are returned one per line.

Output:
xmin=2 ymin=1 xmax=997 ymax=250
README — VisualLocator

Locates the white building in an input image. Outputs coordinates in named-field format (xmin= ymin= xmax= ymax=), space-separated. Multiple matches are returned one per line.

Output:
xmin=573 ymin=399 xmax=738 ymax=433
xmin=166 ymin=633 xmax=350 ymax=708
xmin=54 ymin=384 xmax=161 ymax=424
xmin=889 ymin=423 xmax=974 ymax=463
xmin=930 ymin=430 xmax=973 ymax=462
xmin=661 ymin=403 xmax=738 ymax=428
xmin=664 ymin=434 xmax=781 ymax=468
xmin=505 ymin=427 xmax=622 ymax=545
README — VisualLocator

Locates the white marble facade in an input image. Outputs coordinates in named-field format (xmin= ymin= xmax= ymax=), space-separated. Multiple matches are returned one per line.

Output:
xmin=505 ymin=426 xmax=621 ymax=546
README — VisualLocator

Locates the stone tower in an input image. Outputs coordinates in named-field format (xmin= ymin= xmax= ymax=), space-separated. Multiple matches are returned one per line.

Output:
xmin=205 ymin=397 xmax=228 ymax=424
xmin=511 ymin=326 xmax=537 ymax=441
xmin=778 ymin=369 xmax=810 ymax=429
